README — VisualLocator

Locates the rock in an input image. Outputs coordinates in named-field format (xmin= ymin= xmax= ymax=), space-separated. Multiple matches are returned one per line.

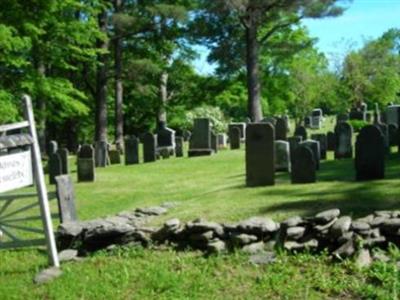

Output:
xmin=314 ymin=209 xmax=340 ymax=224
xmin=186 ymin=220 xmax=224 ymax=236
xmin=351 ymin=221 xmax=371 ymax=232
xmin=331 ymin=216 xmax=352 ymax=237
xmin=207 ymin=240 xmax=226 ymax=254
xmin=355 ymin=214 xmax=374 ymax=224
xmin=242 ymin=242 xmax=265 ymax=254
xmin=314 ymin=218 xmax=337 ymax=232
xmin=165 ymin=218 xmax=180 ymax=229
xmin=337 ymin=231 xmax=354 ymax=244
xmin=286 ymin=226 xmax=306 ymax=240
xmin=249 ymin=251 xmax=276 ymax=265
xmin=370 ymin=217 xmax=387 ymax=227
xmin=58 ymin=249 xmax=78 ymax=262
xmin=284 ymin=239 xmax=318 ymax=251
xmin=333 ymin=240 xmax=355 ymax=258
xmin=374 ymin=211 xmax=393 ymax=218
xmin=237 ymin=217 xmax=280 ymax=236
xmin=58 ymin=221 xmax=84 ymax=237
xmin=355 ymin=249 xmax=372 ymax=268
xmin=231 ymin=233 xmax=258 ymax=246
xmin=189 ymin=231 xmax=214 ymax=243
xmin=135 ymin=206 xmax=167 ymax=216
xmin=372 ymin=251 xmax=390 ymax=263
xmin=282 ymin=216 xmax=304 ymax=227
xmin=382 ymin=218 xmax=400 ymax=229
xmin=34 ymin=267 xmax=63 ymax=284
xmin=363 ymin=236 xmax=386 ymax=247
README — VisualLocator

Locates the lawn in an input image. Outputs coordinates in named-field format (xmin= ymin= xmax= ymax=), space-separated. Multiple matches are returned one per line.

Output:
xmin=1 ymin=120 xmax=400 ymax=299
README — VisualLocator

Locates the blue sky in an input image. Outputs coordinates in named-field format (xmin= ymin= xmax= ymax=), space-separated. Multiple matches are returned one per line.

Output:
xmin=193 ymin=0 xmax=400 ymax=74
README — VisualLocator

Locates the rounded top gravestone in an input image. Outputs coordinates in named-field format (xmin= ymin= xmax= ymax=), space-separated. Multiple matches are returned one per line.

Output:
xmin=294 ymin=126 xmax=307 ymax=141
xmin=79 ymin=144 xmax=94 ymax=159
xmin=291 ymin=145 xmax=316 ymax=184
xmin=275 ymin=118 xmax=288 ymax=141
xmin=334 ymin=122 xmax=353 ymax=159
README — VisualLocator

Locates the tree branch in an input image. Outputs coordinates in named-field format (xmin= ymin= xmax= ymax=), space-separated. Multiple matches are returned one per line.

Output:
xmin=258 ymin=16 xmax=303 ymax=45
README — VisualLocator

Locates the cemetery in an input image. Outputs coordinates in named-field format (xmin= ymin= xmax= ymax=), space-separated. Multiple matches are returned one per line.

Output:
xmin=1 ymin=1 xmax=400 ymax=299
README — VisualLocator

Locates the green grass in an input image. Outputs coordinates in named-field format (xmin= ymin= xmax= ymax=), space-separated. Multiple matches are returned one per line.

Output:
xmin=1 ymin=118 xmax=400 ymax=299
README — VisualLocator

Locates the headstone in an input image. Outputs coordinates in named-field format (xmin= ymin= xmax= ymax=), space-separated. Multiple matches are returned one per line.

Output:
xmin=349 ymin=108 xmax=366 ymax=121
xmin=183 ymin=130 xmax=191 ymax=142
xmin=125 ymin=135 xmax=139 ymax=165
xmin=47 ymin=140 xmax=58 ymax=156
xmin=262 ymin=117 xmax=277 ymax=126
xmin=327 ymin=131 xmax=336 ymax=151
xmin=376 ymin=123 xmax=389 ymax=154
xmin=229 ymin=127 xmax=241 ymax=150
xmin=304 ymin=117 xmax=311 ymax=128
xmin=95 ymin=141 xmax=108 ymax=167
xmin=77 ymin=144 xmax=95 ymax=182
xmin=188 ymin=118 xmax=213 ymax=157
xmin=55 ymin=175 xmax=77 ymax=223
xmin=355 ymin=125 xmax=385 ymax=181
xmin=143 ymin=133 xmax=157 ymax=162
xmin=57 ymin=148 xmax=69 ymax=174
xmin=291 ymin=145 xmax=316 ymax=184
xmin=245 ymin=123 xmax=275 ymax=187
xmin=311 ymin=134 xmax=327 ymax=160
xmin=175 ymin=136 xmax=184 ymax=157
xmin=217 ymin=134 xmax=227 ymax=149
xmin=388 ymin=124 xmax=398 ymax=147
xmin=228 ymin=123 xmax=246 ymax=141
xmin=275 ymin=118 xmax=288 ymax=141
xmin=337 ymin=113 xmax=349 ymax=123
xmin=211 ymin=132 xmax=218 ymax=154
xmin=373 ymin=103 xmax=381 ymax=124
xmin=157 ymin=122 xmax=176 ymax=156
xmin=310 ymin=109 xmax=323 ymax=129
xmin=294 ymin=126 xmax=307 ymax=141
xmin=108 ymin=149 xmax=121 ymax=164
xmin=49 ymin=153 xmax=62 ymax=185
xmin=301 ymin=140 xmax=320 ymax=170
xmin=275 ymin=140 xmax=291 ymax=172
xmin=386 ymin=105 xmax=400 ymax=127
xmin=334 ymin=122 xmax=353 ymax=159
xmin=288 ymin=136 xmax=302 ymax=164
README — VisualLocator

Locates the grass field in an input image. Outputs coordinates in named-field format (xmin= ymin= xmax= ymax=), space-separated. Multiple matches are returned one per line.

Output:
xmin=1 ymin=119 xmax=400 ymax=299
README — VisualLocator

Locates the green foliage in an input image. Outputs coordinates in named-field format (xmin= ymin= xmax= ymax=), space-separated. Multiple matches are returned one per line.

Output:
xmin=348 ymin=120 xmax=369 ymax=132
xmin=0 ymin=91 xmax=19 ymax=123
xmin=184 ymin=106 xmax=229 ymax=133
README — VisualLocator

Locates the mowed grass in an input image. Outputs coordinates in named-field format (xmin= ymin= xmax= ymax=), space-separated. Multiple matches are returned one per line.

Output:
xmin=2 ymin=118 xmax=400 ymax=299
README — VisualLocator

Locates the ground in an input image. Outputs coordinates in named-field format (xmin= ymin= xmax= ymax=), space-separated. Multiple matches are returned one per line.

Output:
xmin=1 ymin=119 xmax=400 ymax=299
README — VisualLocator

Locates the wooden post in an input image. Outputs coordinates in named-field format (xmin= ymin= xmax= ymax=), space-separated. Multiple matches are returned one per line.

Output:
xmin=23 ymin=95 xmax=60 ymax=267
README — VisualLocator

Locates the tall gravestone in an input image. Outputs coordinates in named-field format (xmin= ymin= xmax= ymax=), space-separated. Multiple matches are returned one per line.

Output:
xmin=301 ymin=140 xmax=320 ymax=170
xmin=143 ymin=133 xmax=157 ymax=162
xmin=175 ymin=136 xmax=184 ymax=157
xmin=275 ymin=117 xmax=288 ymax=141
xmin=156 ymin=122 xmax=176 ymax=157
xmin=95 ymin=141 xmax=108 ymax=167
xmin=211 ymin=132 xmax=218 ymax=154
xmin=229 ymin=127 xmax=241 ymax=150
xmin=275 ymin=140 xmax=291 ymax=172
xmin=334 ymin=122 xmax=353 ymax=159
xmin=311 ymin=134 xmax=327 ymax=160
xmin=294 ymin=125 xmax=307 ymax=141
xmin=288 ymin=136 xmax=302 ymax=164
xmin=228 ymin=123 xmax=246 ymax=141
xmin=55 ymin=175 xmax=77 ymax=223
xmin=188 ymin=118 xmax=213 ymax=157
xmin=77 ymin=144 xmax=95 ymax=182
xmin=57 ymin=148 xmax=69 ymax=174
xmin=388 ymin=124 xmax=398 ymax=148
xmin=49 ymin=153 xmax=62 ymax=185
xmin=109 ymin=148 xmax=121 ymax=164
xmin=327 ymin=131 xmax=336 ymax=151
xmin=47 ymin=140 xmax=58 ymax=156
xmin=291 ymin=145 xmax=316 ymax=184
xmin=245 ymin=123 xmax=275 ymax=187
xmin=310 ymin=109 xmax=323 ymax=129
xmin=125 ymin=135 xmax=139 ymax=165
xmin=355 ymin=125 xmax=385 ymax=181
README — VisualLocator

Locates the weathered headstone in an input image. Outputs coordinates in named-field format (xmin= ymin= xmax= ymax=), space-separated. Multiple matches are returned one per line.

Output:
xmin=291 ymin=145 xmax=316 ymax=184
xmin=310 ymin=108 xmax=323 ymax=129
xmin=376 ymin=123 xmax=389 ymax=154
xmin=301 ymin=140 xmax=320 ymax=170
xmin=229 ymin=127 xmax=241 ymax=150
xmin=182 ymin=130 xmax=191 ymax=142
xmin=217 ymin=133 xmax=227 ymax=149
xmin=143 ymin=133 xmax=157 ymax=162
xmin=275 ymin=118 xmax=288 ymax=141
xmin=229 ymin=123 xmax=246 ymax=141
xmin=334 ymin=122 xmax=353 ymax=159
xmin=211 ymin=132 xmax=218 ymax=154
xmin=275 ymin=140 xmax=291 ymax=172
xmin=355 ymin=125 xmax=385 ymax=181
xmin=77 ymin=144 xmax=95 ymax=182
xmin=327 ymin=131 xmax=336 ymax=151
xmin=108 ymin=149 xmax=121 ymax=164
xmin=304 ymin=117 xmax=311 ymax=128
xmin=55 ymin=175 xmax=77 ymax=223
xmin=337 ymin=113 xmax=349 ymax=123
xmin=57 ymin=148 xmax=69 ymax=174
xmin=294 ymin=126 xmax=307 ymax=141
xmin=262 ymin=117 xmax=277 ymax=126
xmin=175 ymin=136 xmax=184 ymax=157
xmin=311 ymin=134 xmax=327 ymax=160
xmin=95 ymin=141 xmax=108 ymax=167
xmin=49 ymin=153 xmax=62 ymax=185
xmin=188 ymin=118 xmax=213 ymax=157
xmin=388 ymin=124 xmax=398 ymax=147
xmin=125 ymin=135 xmax=139 ymax=165
xmin=47 ymin=140 xmax=58 ymax=156
xmin=245 ymin=123 xmax=275 ymax=187
xmin=156 ymin=122 xmax=176 ymax=157
xmin=288 ymin=136 xmax=302 ymax=164
xmin=349 ymin=108 xmax=366 ymax=121
xmin=386 ymin=105 xmax=400 ymax=127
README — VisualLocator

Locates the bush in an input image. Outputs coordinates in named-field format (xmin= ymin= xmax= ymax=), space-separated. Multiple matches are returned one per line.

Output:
xmin=348 ymin=119 xmax=369 ymax=132
xmin=183 ymin=106 xmax=230 ymax=133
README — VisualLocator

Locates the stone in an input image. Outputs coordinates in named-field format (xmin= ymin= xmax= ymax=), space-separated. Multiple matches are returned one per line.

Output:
xmin=311 ymin=134 xmax=327 ymax=160
xmin=211 ymin=131 xmax=218 ymax=153
xmin=388 ymin=123 xmax=398 ymax=147
xmin=310 ymin=109 xmax=323 ymax=129
xmin=186 ymin=220 xmax=224 ymax=236
xmin=275 ymin=117 xmax=288 ymax=140
xmin=108 ymin=149 xmax=121 ymax=164
xmin=286 ymin=226 xmax=306 ymax=240
xmin=294 ymin=125 xmax=307 ymax=141
xmin=242 ymin=241 xmax=265 ymax=254
xmin=245 ymin=123 xmax=275 ymax=187
xmin=189 ymin=230 xmax=214 ymax=243
xmin=386 ymin=105 xmax=400 ymax=127
xmin=55 ymin=175 xmax=77 ymax=223
xmin=330 ymin=216 xmax=352 ymax=237
xmin=59 ymin=249 xmax=78 ymax=262
xmin=47 ymin=140 xmax=58 ymax=156
xmin=337 ymin=113 xmax=349 ymax=123
xmin=182 ymin=130 xmax=191 ymax=142
xmin=57 ymin=148 xmax=69 ymax=174
xmin=300 ymin=140 xmax=320 ymax=170
xmin=304 ymin=116 xmax=311 ymax=128
xmin=284 ymin=239 xmax=318 ymax=251
xmin=175 ymin=136 xmax=184 ymax=157
xmin=188 ymin=118 xmax=213 ymax=157
xmin=333 ymin=239 xmax=355 ymax=258
xmin=275 ymin=140 xmax=291 ymax=172
xmin=249 ymin=251 xmax=276 ymax=265
xmin=228 ymin=123 xmax=246 ymax=140
xmin=237 ymin=217 xmax=279 ymax=235
xmin=351 ymin=221 xmax=371 ymax=232
xmin=350 ymin=108 xmax=366 ymax=121
xmin=355 ymin=249 xmax=372 ymax=268
xmin=262 ymin=117 xmax=277 ymax=126
xmin=291 ymin=145 xmax=316 ymax=184
xmin=77 ymin=144 xmax=95 ymax=182
xmin=327 ymin=131 xmax=336 ymax=151
xmin=217 ymin=134 xmax=227 ymax=149
xmin=334 ymin=122 xmax=353 ymax=159
xmin=229 ymin=127 xmax=241 ymax=150
xmin=231 ymin=233 xmax=258 ymax=246
xmin=34 ymin=267 xmax=63 ymax=284
xmin=156 ymin=122 xmax=176 ymax=157
xmin=372 ymin=251 xmax=390 ymax=263
xmin=314 ymin=217 xmax=337 ymax=232
xmin=125 ymin=135 xmax=139 ymax=165
xmin=288 ymin=136 xmax=302 ymax=164
xmin=282 ymin=216 xmax=304 ymax=228
xmin=207 ymin=240 xmax=226 ymax=253
xmin=142 ymin=132 xmax=157 ymax=163
xmin=376 ymin=123 xmax=390 ymax=154
xmin=136 ymin=206 xmax=167 ymax=216
xmin=49 ymin=153 xmax=62 ymax=185
xmin=95 ymin=141 xmax=108 ymax=167
xmin=355 ymin=125 xmax=385 ymax=181
xmin=315 ymin=209 xmax=340 ymax=224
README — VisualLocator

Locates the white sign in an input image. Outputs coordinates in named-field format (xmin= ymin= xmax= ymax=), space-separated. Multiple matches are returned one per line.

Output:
xmin=0 ymin=150 xmax=33 ymax=193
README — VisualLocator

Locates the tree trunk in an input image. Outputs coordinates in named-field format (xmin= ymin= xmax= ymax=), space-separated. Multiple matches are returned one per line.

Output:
xmin=95 ymin=10 xmax=109 ymax=142
xmin=36 ymin=61 xmax=46 ymax=153
xmin=246 ymin=23 xmax=263 ymax=122
xmin=157 ymin=71 xmax=169 ymax=129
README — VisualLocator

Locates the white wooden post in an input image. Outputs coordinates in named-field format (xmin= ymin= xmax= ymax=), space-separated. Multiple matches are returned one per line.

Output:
xmin=23 ymin=95 xmax=60 ymax=267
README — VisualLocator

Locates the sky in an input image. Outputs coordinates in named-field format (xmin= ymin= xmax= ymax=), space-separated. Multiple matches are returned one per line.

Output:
xmin=193 ymin=0 xmax=400 ymax=74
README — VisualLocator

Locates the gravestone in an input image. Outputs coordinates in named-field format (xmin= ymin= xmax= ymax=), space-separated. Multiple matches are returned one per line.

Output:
xmin=175 ymin=136 xmax=184 ymax=157
xmin=327 ymin=131 xmax=336 ymax=151
xmin=55 ymin=175 xmax=77 ymax=223
xmin=294 ymin=126 xmax=307 ymax=141
xmin=291 ymin=145 xmax=316 ymax=184
xmin=95 ymin=141 xmax=108 ymax=167
xmin=334 ymin=122 xmax=353 ymax=159
xmin=49 ymin=153 xmax=62 ymax=185
xmin=301 ymin=140 xmax=320 ymax=170
xmin=77 ymin=144 xmax=95 ymax=182
xmin=349 ymin=108 xmax=366 ymax=121
xmin=388 ymin=124 xmax=398 ymax=147
xmin=229 ymin=127 xmax=241 ymax=150
xmin=143 ymin=133 xmax=157 ymax=162
xmin=156 ymin=122 xmax=176 ymax=157
xmin=217 ymin=133 xmax=227 ymax=149
xmin=288 ymin=136 xmax=302 ymax=164
xmin=337 ymin=113 xmax=349 ymax=123
xmin=304 ymin=117 xmax=311 ymax=128
xmin=275 ymin=140 xmax=291 ymax=172
xmin=188 ymin=118 xmax=213 ymax=157
xmin=310 ymin=109 xmax=323 ymax=129
xmin=275 ymin=117 xmax=288 ymax=141
xmin=108 ymin=149 xmax=121 ymax=164
xmin=211 ymin=132 xmax=218 ymax=154
xmin=229 ymin=123 xmax=246 ymax=141
xmin=183 ymin=130 xmax=191 ymax=142
xmin=386 ymin=105 xmax=400 ymax=127
xmin=246 ymin=123 xmax=275 ymax=187
xmin=373 ymin=103 xmax=381 ymax=124
xmin=311 ymin=134 xmax=327 ymax=160
xmin=262 ymin=117 xmax=277 ymax=126
xmin=125 ymin=135 xmax=139 ymax=165
xmin=376 ymin=123 xmax=389 ymax=154
xmin=57 ymin=148 xmax=69 ymax=174
xmin=355 ymin=125 xmax=385 ymax=181
xmin=47 ymin=140 xmax=58 ymax=156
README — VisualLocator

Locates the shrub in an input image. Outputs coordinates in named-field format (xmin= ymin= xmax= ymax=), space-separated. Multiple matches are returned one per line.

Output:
xmin=348 ymin=119 xmax=369 ymax=132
